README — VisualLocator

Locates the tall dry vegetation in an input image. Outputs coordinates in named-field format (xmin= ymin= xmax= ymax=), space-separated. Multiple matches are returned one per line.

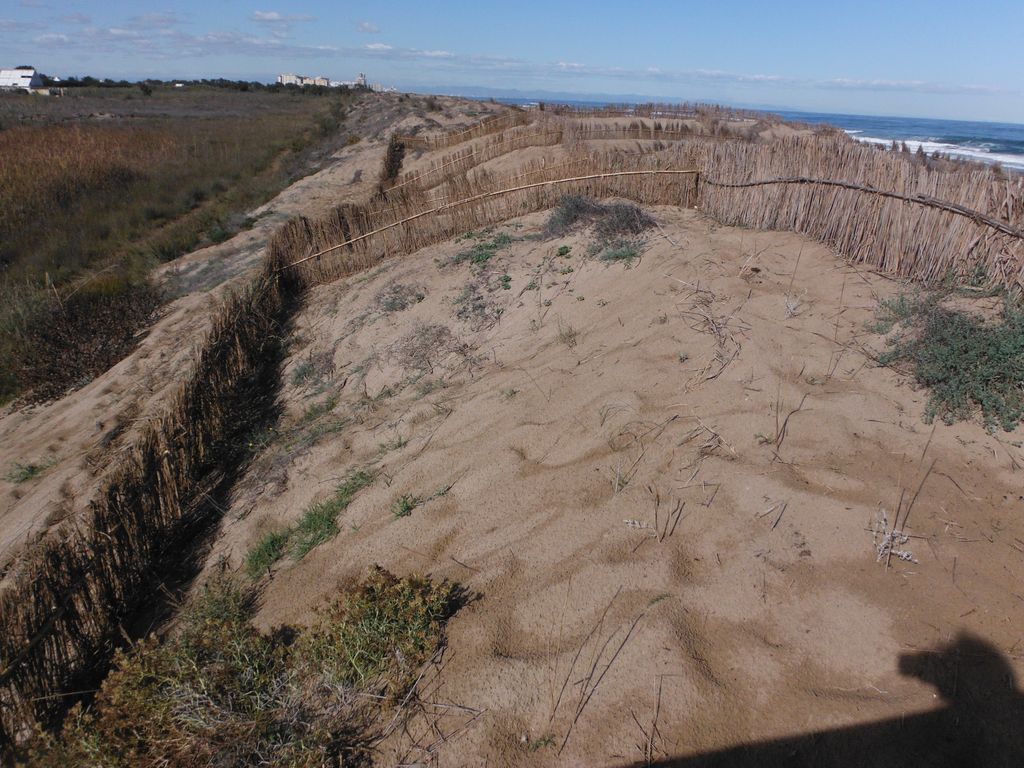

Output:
xmin=0 ymin=85 xmax=360 ymax=403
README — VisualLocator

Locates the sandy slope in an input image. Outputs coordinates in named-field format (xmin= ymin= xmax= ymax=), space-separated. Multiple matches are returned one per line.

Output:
xmin=213 ymin=206 xmax=1023 ymax=765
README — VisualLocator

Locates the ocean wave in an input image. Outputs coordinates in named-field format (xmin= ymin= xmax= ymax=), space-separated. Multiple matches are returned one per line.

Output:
xmin=852 ymin=135 xmax=1024 ymax=171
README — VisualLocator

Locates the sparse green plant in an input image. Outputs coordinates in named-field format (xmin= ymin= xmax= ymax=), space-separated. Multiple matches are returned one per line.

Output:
xmin=678 ymin=351 xmax=689 ymax=363
xmin=451 ymin=231 xmax=513 ymax=266
xmin=556 ymin=245 xmax=572 ymax=257
xmin=241 ymin=470 xmax=375 ymax=574
xmin=499 ymin=274 xmax=512 ymax=290
xmin=301 ymin=394 xmax=338 ymax=422
xmin=244 ymin=529 xmax=289 ymax=578
xmin=292 ymin=470 xmax=375 ymax=559
xmin=377 ymin=435 xmax=408 ymax=455
xmin=415 ymin=378 xmax=445 ymax=398
xmin=560 ymin=266 xmax=574 ymax=275
xmin=391 ymin=493 xmax=421 ymax=518
xmin=375 ymin=282 xmax=425 ymax=313
xmin=501 ymin=387 xmax=519 ymax=400
xmin=5 ymin=456 xmax=57 ymax=483
xmin=529 ymin=734 xmax=557 ymax=752
xmin=597 ymin=239 xmax=642 ymax=265
xmin=875 ymin=292 xmax=1024 ymax=431
xmin=291 ymin=360 xmax=316 ymax=387
xmin=525 ymin=279 xmax=538 ymax=291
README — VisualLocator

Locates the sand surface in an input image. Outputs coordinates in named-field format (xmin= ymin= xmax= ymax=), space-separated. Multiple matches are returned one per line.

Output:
xmin=215 ymin=206 xmax=1024 ymax=765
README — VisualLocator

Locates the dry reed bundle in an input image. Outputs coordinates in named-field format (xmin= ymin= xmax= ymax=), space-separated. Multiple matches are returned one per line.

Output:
xmin=384 ymin=123 xmax=566 ymax=202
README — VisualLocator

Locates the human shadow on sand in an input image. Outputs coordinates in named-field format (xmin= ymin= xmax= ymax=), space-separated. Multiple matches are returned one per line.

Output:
xmin=626 ymin=632 xmax=1023 ymax=768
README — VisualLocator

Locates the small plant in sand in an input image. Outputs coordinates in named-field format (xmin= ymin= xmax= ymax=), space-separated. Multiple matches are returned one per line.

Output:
xmin=375 ymin=282 xmax=425 ymax=313
xmin=391 ymin=493 xmax=421 ymax=518
xmin=5 ymin=456 xmax=58 ymax=484
xmin=557 ymin=321 xmax=579 ymax=349
xmin=872 ymin=291 xmax=1024 ymax=431
xmin=242 ymin=469 xmax=375 ymax=576
xmin=597 ymin=239 xmax=643 ymax=265
xmin=451 ymin=231 xmax=513 ymax=266
xmin=377 ymin=435 xmax=408 ymax=455
xmin=388 ymin=322 xmax=463 ymax=373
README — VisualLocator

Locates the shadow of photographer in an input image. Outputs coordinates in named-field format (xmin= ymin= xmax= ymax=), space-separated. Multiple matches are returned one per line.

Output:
xmin=629 ymin=632 xmax=1022 ymax=768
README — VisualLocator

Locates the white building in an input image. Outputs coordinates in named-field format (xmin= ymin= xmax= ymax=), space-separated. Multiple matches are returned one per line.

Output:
xmin=281 ymin=72 xmax=371 ymax=89
xmin=0 ymin=67 xmax=44 ymax=91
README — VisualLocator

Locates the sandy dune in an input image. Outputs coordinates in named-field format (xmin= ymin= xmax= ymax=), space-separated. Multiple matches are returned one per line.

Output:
xmin=3 ymin=99 xmax=1021 ymax=764
xmin=215 ymin=205 xmax=1023 ymax=765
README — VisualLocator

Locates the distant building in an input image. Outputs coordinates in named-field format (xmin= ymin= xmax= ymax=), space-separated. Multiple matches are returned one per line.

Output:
xmin=0 ymin=66 xmax=44 ymax=92
xmin=279 ymin=72 xmax=375 ymax=89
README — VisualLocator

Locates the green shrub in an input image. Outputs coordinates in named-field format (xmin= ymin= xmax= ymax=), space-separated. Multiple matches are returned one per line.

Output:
xmin=597 ymin=239 xmax=642 ymax=265
xmin=298 ymin=566 xmax=461 ymax=696
xmin=875 ymin=294 xmax=1024 ymax=431
xmin=26 ymin=569 xmax=460 ymax=767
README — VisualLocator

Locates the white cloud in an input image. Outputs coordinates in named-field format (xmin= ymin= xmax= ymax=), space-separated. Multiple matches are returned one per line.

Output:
xmin=357 ymin=21 xmax=380 ymax=34
xmin=251 ymin=11 xmax=314 ymax=23
xmin=34 ymin=32 xmax=69 ymax=44
xmin=364 ymin=42 xmax=392 ymax=51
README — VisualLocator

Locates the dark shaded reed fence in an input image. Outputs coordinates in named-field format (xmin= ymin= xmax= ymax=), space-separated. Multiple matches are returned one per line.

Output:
xmin=3 ymin=104 xmax=1023 ymax=751
xmin=0 ymin=255 xmax=298 ymax=746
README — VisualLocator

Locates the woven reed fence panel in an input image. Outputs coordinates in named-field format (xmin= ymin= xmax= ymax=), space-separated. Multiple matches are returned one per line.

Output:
xmin=682 ymin=136 xmax=1024 ymax=292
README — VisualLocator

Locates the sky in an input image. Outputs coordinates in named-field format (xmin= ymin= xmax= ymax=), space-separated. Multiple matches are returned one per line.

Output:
xmin=2 ymin=0 xmax=1023 ymax=123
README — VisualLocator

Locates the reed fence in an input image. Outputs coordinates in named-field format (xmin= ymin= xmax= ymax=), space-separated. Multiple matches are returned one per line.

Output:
xmin=0 ymin=255 xmax=297 ymax=746
xmin=680 ymin=136 xmax=1024 ymax=290
xmin=396 ymin=109 xmax=530 ymax=151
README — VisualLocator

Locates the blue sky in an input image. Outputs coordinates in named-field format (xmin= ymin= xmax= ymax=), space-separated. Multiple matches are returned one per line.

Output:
xmin=3 ymin=0 xmax=1022 ymax=122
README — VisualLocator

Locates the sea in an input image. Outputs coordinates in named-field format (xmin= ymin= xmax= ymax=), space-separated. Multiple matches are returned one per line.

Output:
xmin=492 ymin=98 xmax=1024 ymax=172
